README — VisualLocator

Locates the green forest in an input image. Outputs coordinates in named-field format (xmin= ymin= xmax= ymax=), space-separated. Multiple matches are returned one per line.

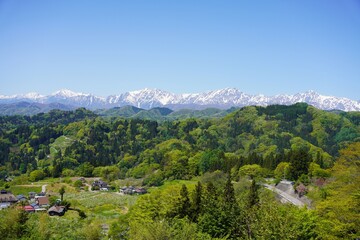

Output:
xmin=0 ymin=103 xmax=359 ymax=239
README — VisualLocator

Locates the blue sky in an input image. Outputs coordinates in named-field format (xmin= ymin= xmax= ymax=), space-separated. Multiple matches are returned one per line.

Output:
xmin=0 ymin=0 xmax=359 ymax=99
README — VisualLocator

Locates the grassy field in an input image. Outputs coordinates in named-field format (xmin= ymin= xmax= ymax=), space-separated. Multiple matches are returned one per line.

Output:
xmin=35 ymin=179 xmax=139 ymax=224
xmin=49 ymin=135 xmax=74 ymax=158
xmin=9 ymin=185 xmax=42 ymax=195
xmin=63 ymin=190 xmax=137 ymax=224
xmin=5 ymin=176 xmax=140 ymax=228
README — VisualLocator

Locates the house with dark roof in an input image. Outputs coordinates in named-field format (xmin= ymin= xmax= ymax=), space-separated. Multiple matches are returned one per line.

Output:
xmin=92 ymin=180 xmax=109 ymax=191
xmin=28 ymin=192 xmax=36 ymax=199
xmin=0 ymin=190 xmax=17 ymax=207
xmin=48 ymin=205 xmax=66 ymax=216
xmin=17 ymin=194 xmax=27 ymax=202
xmin=119 ymin=186 xmax=147 ymax=195
xmin=30 ymin=203 xmax=40 ymax=209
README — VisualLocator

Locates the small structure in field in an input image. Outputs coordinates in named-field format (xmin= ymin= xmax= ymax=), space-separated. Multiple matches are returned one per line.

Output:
xmin=16 ymin=194 xmax=27 ymax=202
xmin=119 ymin=186 xmax=147 ymax=195
xmin=35 ymin=196 xmax=50 ymax=208
xmin=24 ymin=205 xmax=35 ymax=213
xmin=48 ymin=205 xmax=66 ymax=216
xmin=91 ymin=180 xmax=109 ymax=191
xmin=28 ymin=192 xmax=36 ymax=200
xmin=0 ymin=190 xmax=18 ymax=207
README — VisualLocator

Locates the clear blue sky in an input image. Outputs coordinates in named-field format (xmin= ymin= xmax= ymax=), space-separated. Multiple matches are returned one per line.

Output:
xmin=0 ymin=0 xmax=359 ymax=99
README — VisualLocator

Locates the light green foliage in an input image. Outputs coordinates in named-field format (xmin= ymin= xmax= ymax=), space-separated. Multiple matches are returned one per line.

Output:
xmin=308 ymin=162 xmax=330 ymax=178
xmin=249 ymin=193 xmax=318 ymax=240
xmin=129 ymin=184 xmax=183 ymax=225
xmin=127 ymin=162 xmax=160 ymax=179
xmin=0 ymin=208 xmax=29 ymax=239
xmin=143 ymin=169 xmax=164 ymax=186
xmin=200 ymin=170 xmax=227 ymax=188
xmin=61 ymin=168 xmax=75 ymax=177
xmin=29 ymin=169 xmax=46 ymax=182
xmin=76 ymin=162 xmax=94 ymax=177
xmin=129 ymin=218 xmax=214 ymax=240
xmin=73 ymin=179 xmax=83 ymax=188
xmin=93 ymin=165 xmax=121 ymax=181
xmin=239 ymin=164 xmax=265 ymax=179
xmin=274 ymin=162 xmax=291 ymax=180
xmin=25 ymin=212 xmax=103 ymax=240
xmin=315 ymin=142 xmax=360 ymax=239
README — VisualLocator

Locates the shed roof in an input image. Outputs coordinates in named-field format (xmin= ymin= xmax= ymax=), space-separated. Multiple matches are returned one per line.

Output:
xmin=37 ymin=196 xmax=49 ymax=205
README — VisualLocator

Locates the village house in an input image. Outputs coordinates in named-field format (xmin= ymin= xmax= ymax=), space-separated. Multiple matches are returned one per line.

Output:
xmin=91 ymin=180 xmax=109 ymax=191
xmin=0 ymin=190 xmax=18 ymax=208
xmin=30 ymin=202 xmax=40 ymax=210
xmin=24 ymin=205 xmax=35 ymax=213
xmin=78 ymin=177 xmax=86 ymax=183
xmin=48 ymin=205 xmax=66 ymax=216
xmin=28 ymin=192 xmax=36 ymax=200
xmin=35 ymin=196 xmax=50 ymax=208
xmin=0 ymin=202 xmax=11 ymax=209
xmin=119 ymin=186 xmax=147 ymax=195
xmin=16 ymin=194 xmax=28 ymax=202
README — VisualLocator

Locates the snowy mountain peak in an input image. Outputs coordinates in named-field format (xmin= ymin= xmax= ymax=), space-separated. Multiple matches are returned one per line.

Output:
xmin=52 ymin=89 xmax=84 ymax=98
xmin=22 ymin=92 xmax=45 ymax=99
xmin=0 ymin=88 xmax=359 ymax=111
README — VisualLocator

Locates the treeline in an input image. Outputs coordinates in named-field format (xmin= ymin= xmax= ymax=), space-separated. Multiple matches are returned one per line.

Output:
xmin=112 ymin=142 xmax=360 ymax=239
xmin=0 ymin=103 xmax=359 ymax=184
xmin=119 ymin=174 xmax=318 ymax=240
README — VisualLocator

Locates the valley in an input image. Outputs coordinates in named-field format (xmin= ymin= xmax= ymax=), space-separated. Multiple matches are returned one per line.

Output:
xmin=0 ymin=103 xmax=359 ymax=239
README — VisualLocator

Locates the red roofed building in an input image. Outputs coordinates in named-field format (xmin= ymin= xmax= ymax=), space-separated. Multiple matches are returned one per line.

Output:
xmin=24 ymin=205 xmax=35 ymax=213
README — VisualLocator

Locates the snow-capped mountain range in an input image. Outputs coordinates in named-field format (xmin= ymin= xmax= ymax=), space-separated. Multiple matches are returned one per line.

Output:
xmin=0 ymin=88 xmax=359 ymax=111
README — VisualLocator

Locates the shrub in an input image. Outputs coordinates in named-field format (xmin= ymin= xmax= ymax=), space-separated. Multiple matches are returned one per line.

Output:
xmin=29 ymin=170 xmax=45 ymax=182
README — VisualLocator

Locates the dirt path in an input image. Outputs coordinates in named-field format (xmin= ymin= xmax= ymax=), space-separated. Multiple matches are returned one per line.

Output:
xmin=84 ymin=183 xmax=94 ymax=192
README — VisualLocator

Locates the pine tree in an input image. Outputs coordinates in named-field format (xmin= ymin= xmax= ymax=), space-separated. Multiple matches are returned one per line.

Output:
xmin=191 ymin=181 xmax=202 ymax=222
xmin=220 ymin=174 xmax=242 ymax=239
xmin=198 ymin=182 xmax=222 ymax=237
xmin=248 ymin=179 xmax=259 ymax=208
xmin=178 ymin=184 xmax=191 ymax=218
xmin=59 ymin=186 xmax=66 ymax=202
xmin=224 ymin=174 xmax=237 ymax=205
xmin=289 ymin=148 xmax=311 ymax=180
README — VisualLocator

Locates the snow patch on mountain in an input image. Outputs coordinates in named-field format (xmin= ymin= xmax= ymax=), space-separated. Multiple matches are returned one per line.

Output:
xmin=0 ymin=88 xmax=359 ymax=111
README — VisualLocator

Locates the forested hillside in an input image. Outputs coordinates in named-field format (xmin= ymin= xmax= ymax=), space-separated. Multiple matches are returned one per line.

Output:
xmin=0 ymin=103 xmax=359 ymax=183
xmin=0 ymin=103 xmax=359 ymax=239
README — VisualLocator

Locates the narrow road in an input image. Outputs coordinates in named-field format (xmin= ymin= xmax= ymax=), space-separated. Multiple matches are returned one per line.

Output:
xmin=42 ymin=184 xmax=47 ymax=193
xmin=264 ymin=184 xmax=305 ymax=207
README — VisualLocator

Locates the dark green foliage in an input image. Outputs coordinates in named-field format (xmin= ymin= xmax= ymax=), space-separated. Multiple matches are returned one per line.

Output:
xmin=59 ymin=186 xmax=65 ymax=201
xmin=220 ymin=174 xmax=242 ymax=239
xmin=199 ymin=149 xmax=225 ymax=173
xmin=178 ymin=184 xmax=191 ymax=218
xmin=289 ymin=149 xmax=311 ymax=180
xmin=190 ymin=181 xmax=202 ymax=222
xmin=77 ymin=209 xmax=87 ymax=219
xmin=248 ymin=179 xmax=259 ymax=208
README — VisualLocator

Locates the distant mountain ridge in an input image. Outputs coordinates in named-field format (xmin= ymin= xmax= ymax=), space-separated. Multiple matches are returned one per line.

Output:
xmin=0 ymin=88 xmax=359 ymax=112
